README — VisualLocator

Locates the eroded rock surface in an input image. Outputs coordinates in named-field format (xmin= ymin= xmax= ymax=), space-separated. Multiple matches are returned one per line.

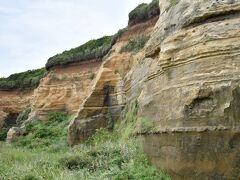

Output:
xmin=30 ymin=61 xmax=101 ymax=120
xmin=6 ymin=127 xmax=26 ymax=143
xmin=2 ymin=0 xmax=240 ymax=178
xmin=0 ymin=90 xmax=33 ymax=129
xmin=137 ymin=0 xmax=240 ymax=178
xmin=68 ymin=18 xmax=158 ymax=146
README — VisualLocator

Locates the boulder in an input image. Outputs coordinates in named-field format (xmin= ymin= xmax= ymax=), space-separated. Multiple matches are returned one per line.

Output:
xmin=6 ymin=127 xmax=25 ymax=143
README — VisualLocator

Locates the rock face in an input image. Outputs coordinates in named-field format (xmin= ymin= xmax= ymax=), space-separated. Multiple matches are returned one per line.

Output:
xmin=30 ymin=61 xmax=101 ymax=120
xmin=68 ymin=17 xmax=158 ymax=146
xmin=0 ymin=90 xmax=33 ymax=128
xmin=68 ymin=67 xmax=124 ymax=145
xmin=137 ymin=0 xmax=240 ymax=179
xmin=3 ymin=0 xmax=240 ymax=178
xmin=6 ymin=127 xmax=26 ymax=143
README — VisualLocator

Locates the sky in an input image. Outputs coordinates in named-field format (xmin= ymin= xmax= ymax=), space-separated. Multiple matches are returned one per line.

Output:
xmin=0 ymin=0 xmax=152 ymax=78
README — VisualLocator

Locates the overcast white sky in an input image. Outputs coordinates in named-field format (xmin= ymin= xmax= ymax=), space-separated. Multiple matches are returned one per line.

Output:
xmin=0 ymin=0 xmax=152 ymax=77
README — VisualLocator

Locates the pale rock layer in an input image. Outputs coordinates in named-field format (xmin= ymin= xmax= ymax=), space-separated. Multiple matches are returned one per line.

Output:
xmin=0 ymin=90 xmax=33 ymax=128
xmin=68 ymin=18 xmax=158 ymax=146
xmin=137 ymin=0 xmax=240 ymax=179
xmin=30 ymin=61 xmax=101 ymax=120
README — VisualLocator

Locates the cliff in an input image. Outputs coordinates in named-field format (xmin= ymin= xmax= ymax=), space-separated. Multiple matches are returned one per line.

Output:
xmin=0 ymin=90 xmax=33 ymax=129
xmin=68 ymin=15 xmax=158 ymax=145
xmin=137 ymin=0 xmax=240 ymax=179
xmin=30 ymin=61 xmax=101 ymax=120
xmin=0 ymin=69 xmax=46 ymax=132
xmin=68 ymin=0 xmax=240 ymax=178
xmin=2 ymin=0 xmax=240 ymax=178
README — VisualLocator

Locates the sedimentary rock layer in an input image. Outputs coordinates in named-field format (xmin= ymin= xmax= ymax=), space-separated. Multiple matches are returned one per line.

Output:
xmin=0 ymin=90 xmax=33 ymax=128
xmin=68 ymin=17 xmax=158 ymax=146
xmin=30 ymin=60 xmax=101 ymax=120
xmin=137 ymin=0 xmax=240 ymax=178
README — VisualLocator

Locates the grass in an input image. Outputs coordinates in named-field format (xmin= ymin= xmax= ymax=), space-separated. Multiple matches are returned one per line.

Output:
xmin=0 ymin=138 xmax=170 ymax=180
xmin=0 ymin=108 xmax=170 ymax=179
xmin=0 ymin=68 xmax=47 ymax=91
xmin=116 ymin=100 xmax=139 ymax=139
xmin=139 ymin=118 xmax=155 ymax=133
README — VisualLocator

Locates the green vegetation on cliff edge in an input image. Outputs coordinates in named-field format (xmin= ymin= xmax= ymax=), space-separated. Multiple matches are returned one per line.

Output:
xmin=45 ymin=0 xmax=159 ymax=70
xmin=46 ymin=36 xmax=113 ymax=70
xmin=128 ymin=0 xmax=159 ymax=26
xmin=0 ymin=68 xmax=47 ymax=91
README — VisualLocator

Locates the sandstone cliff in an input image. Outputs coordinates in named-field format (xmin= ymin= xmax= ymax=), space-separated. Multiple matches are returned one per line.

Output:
xmin=0 ymin=90 xmax=33 ymax=129
xmin=30 ymin=60 xmax=101 ymax=120
xmin=67 ymin=0 xmax=240 ymax=178
xmin=2 ymin=0 xmax=240 ymax=178
xmin=68 ymin=16 xmax=158 ymax=146
xmin=136 ymin=0 xmax=240 ymax=179
xmin=0 ymin=68 xmax=46 ymax=130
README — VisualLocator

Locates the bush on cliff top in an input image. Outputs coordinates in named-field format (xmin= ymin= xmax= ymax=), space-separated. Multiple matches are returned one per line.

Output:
xmin=128 ymin=0 xmax=160 ymax=26
xmin=45 ymin=36 xmax=113 ymax=70
xmin=0 ymin=68 xmax=47 ymax=91
xmin=45 ymin=0 xmax=159 ymax=70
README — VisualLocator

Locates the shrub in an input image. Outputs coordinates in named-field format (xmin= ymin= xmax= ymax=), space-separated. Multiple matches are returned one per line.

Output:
xmin=111 ymin=27 xmax=128 ymax=45
xmin=22 ymin=174 xmax=40 ymax=180
xmin=0 ymin=68 xmax=47 ymax=91
xmin=13 ymin=111 xmax=69 ymax=149
xmin=46 ymin=26 xmax=132 ymax=70
xmin=117 ymin=100 xmax=139 ymax=139
xmin=89 ymin=72 xmax=95 ymax=80
xmin=120 ymin=34 xmax=150 ymax=53
xmin=16 ymin=106 xmax=31 ymax=126
xmin=0 ymin=111 xmax=170 ymax=179
xmin=115 ymin=151 xmax=169 ymax=179
xmin=86 ymin=128 xmax=118 ymax=145
xmin=129 ymin=3 xmax=148 ymax=26
xmin=128 ymin=0 xmax=160 ymax=26
xmin=0 ymin=128 xmax=8 ymax=141
xmin=139 ymin=118 xmax=154 ymax=133
xmin=46 ymin=36 xmax=114 ymax=70
xmin=105 ymin=109 xmax=114 ymax=130
xmin=59 ymin=155 xmax=91 ymax=170
xmin=48 ymin=112 xmax=68 ymax=123
xmin=58 ymin=140 xmax=170 ymax=179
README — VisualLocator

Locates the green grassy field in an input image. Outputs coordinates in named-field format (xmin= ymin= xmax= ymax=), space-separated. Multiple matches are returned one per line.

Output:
xmin=0 ymin=111 xmax=170 ymax=180
xmin=0 ymin=136 xmax=170 ymax=180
